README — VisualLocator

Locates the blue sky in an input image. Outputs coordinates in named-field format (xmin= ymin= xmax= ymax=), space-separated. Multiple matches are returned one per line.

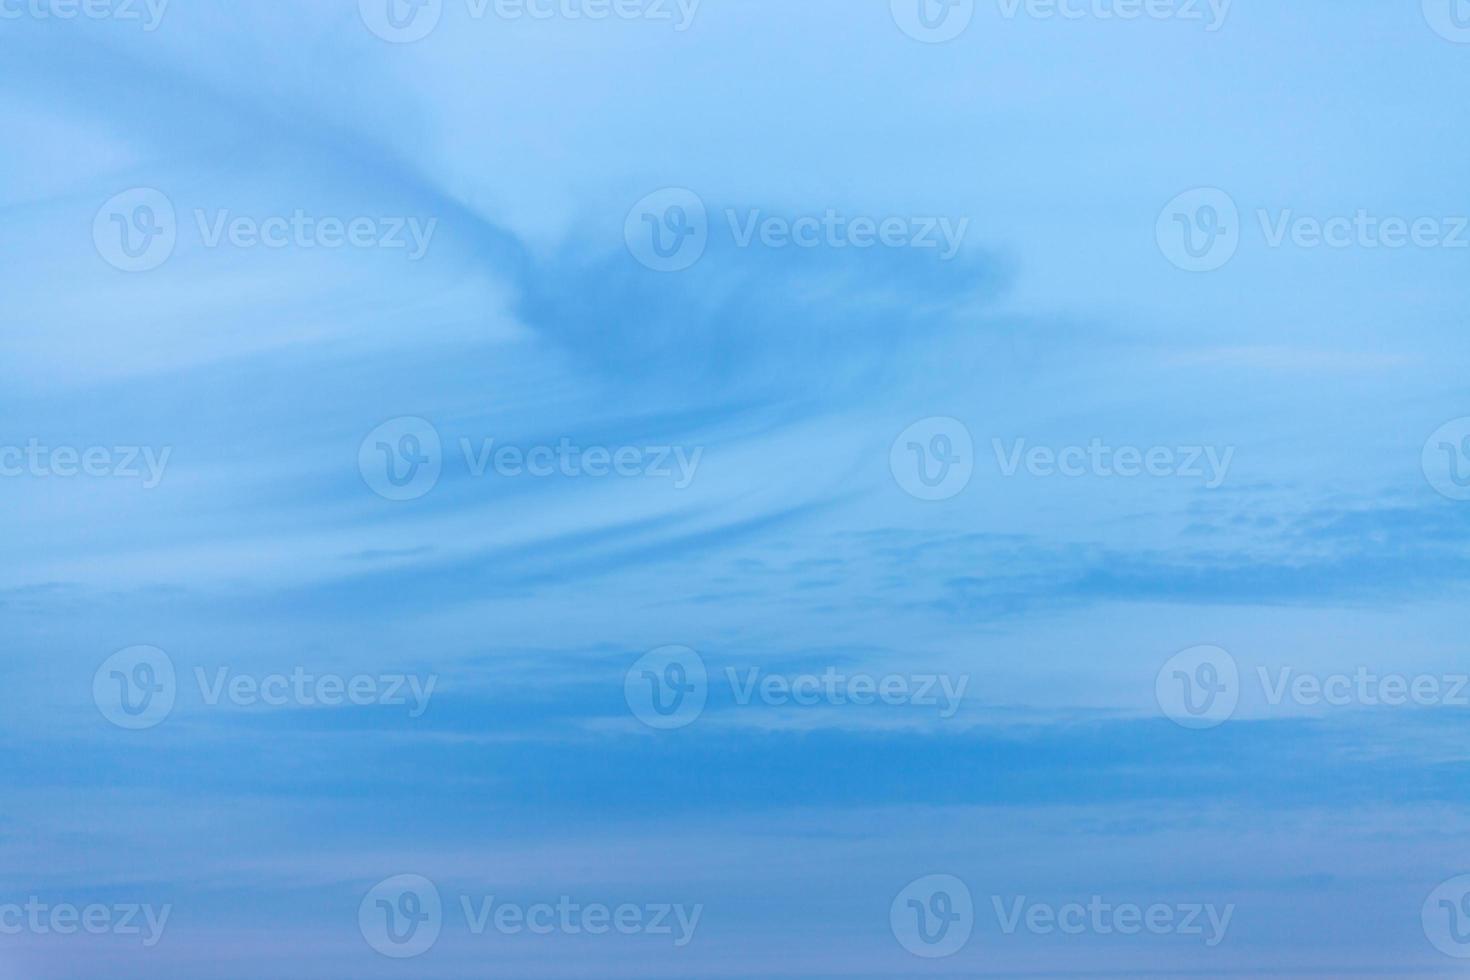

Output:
xmin=3 ymin=1 xmax=1470 ymax=976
